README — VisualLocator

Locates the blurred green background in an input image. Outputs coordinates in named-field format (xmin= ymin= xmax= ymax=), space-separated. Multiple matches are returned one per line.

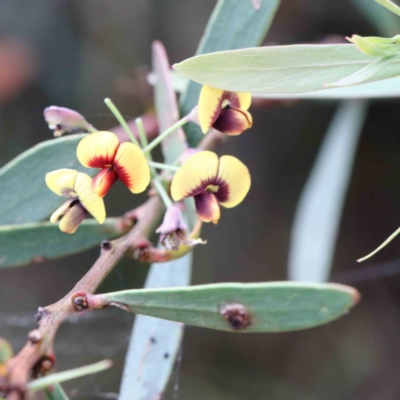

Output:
xmin=1 ymin=0 xmax=400 ymax=399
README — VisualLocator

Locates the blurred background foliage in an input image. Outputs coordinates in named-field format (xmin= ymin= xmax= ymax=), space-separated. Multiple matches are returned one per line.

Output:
xmin=1 ymin=0 xmax=400 ymax=399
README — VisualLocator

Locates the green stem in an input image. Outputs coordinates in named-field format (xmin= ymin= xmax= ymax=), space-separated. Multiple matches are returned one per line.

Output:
xmin=136 ymin=117 xmax=150 ymax=150
xmin=153 ymin=179 xmax=172 ymax=207
xmin=104 ymin=98 xmax=140 ymax=147
xmin=375 ymin=0 xmax=400 ymax=17
xmin=143 ymin=115 xmax=190 ymax=153
xmin=149 ymin=161 xmax=179 ymax=172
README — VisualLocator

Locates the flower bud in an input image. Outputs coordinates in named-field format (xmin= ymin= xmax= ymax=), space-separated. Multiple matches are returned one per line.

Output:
xmin=44 ymin=106 xmax=94 ymax=137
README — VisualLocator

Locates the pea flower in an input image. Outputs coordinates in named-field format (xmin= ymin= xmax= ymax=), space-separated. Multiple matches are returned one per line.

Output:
xmin=170 ymin=151 xmax=251 ymax=224
xmin=46 ymin=169 xmax=105 ymax=234
xmin=198 ymin=86 xmax=253 ymax=136
xmin=76 ymin=131 xmax=151 ymax=197
xmin=156 ymin=204 xmax=206 ymax=250
xmin=44 ymin=106 xmax=94 ymax=137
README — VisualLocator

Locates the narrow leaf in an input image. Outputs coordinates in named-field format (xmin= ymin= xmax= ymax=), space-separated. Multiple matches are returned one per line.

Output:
xmin=0 ymin=218 xmax=128 ymax=269
xmin=179 ymin=0 xmax=280 ymax=145
xmin=174 ymin=44 xmax=400 ymax=94
xmin=0 ymin=134 xmax=94 ymax=225
xmin=28 ymin=360 xmax=112 ymax=392
xmin=44 ymin=384 xmax=70 ymax=400
xmin=288 ymin=101 xmax=367 ymax=282
xmin=376 ymin=0 xmax=400 ymax=17
xmin=152 ymin=41 xmax=187 ymax=164
xmin=119 ymin=253 xmax=192 ymax=400
xmin=97 ymin=282 xmax=359 ymax=333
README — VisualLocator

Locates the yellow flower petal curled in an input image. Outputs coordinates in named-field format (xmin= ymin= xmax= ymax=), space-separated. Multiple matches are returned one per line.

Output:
xmin=198 ymin=86 xmax=252 ymax=135
xmin=76 ymin=131 xmax=119 ymax=168
xmin=50 ymin=200 xmax=72 ymax=223
xmin=217 ymin=155 xmax=251 ymax=208
xmin=59 ymin=202 xmax=88 ymax=234
xmin=45 ymin=169 xmax=78 ymax=197
xmin=198 ymin=86 xmax=225 ymax=133
xmin=171 ymin=151 xmax=219 ymax=201
xmin=74 ymin=172 xmax=106 ymax=224
xmin=113 ymin=142 xmax=151 ymax=193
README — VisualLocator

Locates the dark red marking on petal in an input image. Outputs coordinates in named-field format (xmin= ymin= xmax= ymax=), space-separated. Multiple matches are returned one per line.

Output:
xmin=92 ymin=168 xmax=118 ymax=197
xmin=212 ymin=107 xmax=252 ymax=136
xmin=87 ymin=154 xmax=116 ymax=169
xmin=187 ymin=178 xmax=230 ymax=204
xmin=194 ymin=191 xmax=220 ymax=223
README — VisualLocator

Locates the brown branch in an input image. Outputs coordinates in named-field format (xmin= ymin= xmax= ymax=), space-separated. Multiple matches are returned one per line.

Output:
xmin=3 ymin=197 xmax=163 ymax=400
xmin=2 ymin=129 xmax=225 ymax=400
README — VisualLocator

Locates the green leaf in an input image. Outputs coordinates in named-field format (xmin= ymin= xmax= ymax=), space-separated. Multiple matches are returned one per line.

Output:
xmin=252 ymin=74 xmax=400 ymax=98
xmin=152 ymin=41 xmax=187 ymax=164
xmin=288 ymin=101 xmax=367 ymax=282
xmin=352 ymin=0 xmax=400 ymax=37
xmin=28 ymin=360 xmax=112 ymax=392
xmin=119 ymin=253 xmax=192 ymax=400
xmin=174 ymin=44 xmax=400 ymax=94
xmin=328 ymin=55 xmax=397 ymax=87
xmin=0 ymin=218 xmax=127 ymax=269
xmin=44 ymin=384 xmax=70 ymax=400
xmin=376 ymin=0 xmax=400 ymax=17
xmin=98 ymin=282 xmax=359 ymax=333
xmin=179 ymin=0 xmax=280 ymax=146
xmin=0 ymin=134 xmax=94 ymax=225
xmin=0 ymin=338 xmax=13 ymax=363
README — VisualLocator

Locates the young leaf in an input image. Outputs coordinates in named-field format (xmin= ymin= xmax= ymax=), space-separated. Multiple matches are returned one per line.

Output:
xmin=0 ymin=134 xmax=94 ymax=225
xmin=152 ymin=41 xmax=187 ymax=164
xmin=94 ymin=282 xmax=359 ymax=333
xmin=44 ymin=384 xmax=70 ymax=400
xmin=180 ymin=0 xmax=280 ymax=145
xmin=0 ymin=218 xmax=128 ymax=269
xmin=119 ymin=253 xmax=192 ymax=400
xmin=288 ymin=101 xmax=367 ymax=282
xmin=28 ymin=360 xmax=112 ymax=392
xmin=174 ymin=45 xmax=400 ymax=94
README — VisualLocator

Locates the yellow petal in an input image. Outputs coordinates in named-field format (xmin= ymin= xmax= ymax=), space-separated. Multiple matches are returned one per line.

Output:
xmin=74 ymin=172 xmax=106 ymax=223
xmin=171 ymin=151 xmax=219 ymax=201
xmin=45 ymin=169 xmax=78 ymax=197
xmin=59 ymin=202 xmax=87 ymax=234
xmin=234 ymin=92 xmax=252 ymax=111
xmin=76 ymin=131 xmax=119 ymax=168
xmin=113 ymin=142 xmax=151 ymax=193
xmin=217 ymin=155 xmax=251 ymax=208
xmin=50 ymin=199 xmax=73 ymax=223
xmin=198 ymin=86 xmax=225 ymax=133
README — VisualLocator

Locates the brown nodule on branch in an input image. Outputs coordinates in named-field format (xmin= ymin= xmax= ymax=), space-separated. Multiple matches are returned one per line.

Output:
xmin=220 ymin=303 xmax=251 ymax=330
xmin=101 ymin=240 xmax=113 ymax=251
xmin=72 ymin=294 xmax=89 ymax=312
xmin=31 ymin=356 xmax=54 ymax=379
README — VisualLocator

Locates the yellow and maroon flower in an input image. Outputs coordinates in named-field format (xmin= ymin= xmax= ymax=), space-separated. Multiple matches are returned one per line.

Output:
xmin=198 ymin=86 xmax=252 ymax=136
xmin=46 ymin=169 xmax=105 ymax=234
xmin=170 ymin=151 xmax=251 ymax=224
xmin=76 ymin=131 xmax=151 ymax=197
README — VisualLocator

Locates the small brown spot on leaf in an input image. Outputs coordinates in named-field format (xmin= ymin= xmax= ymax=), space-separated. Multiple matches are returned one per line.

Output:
xmin=30 ymin=255 xmax=47 ymax=264
xmin=220 ymin=303 xmax=251 ymax=330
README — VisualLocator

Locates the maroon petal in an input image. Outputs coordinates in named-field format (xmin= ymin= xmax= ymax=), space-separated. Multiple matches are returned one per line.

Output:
xmin=212 ymin=107 xmax=252 ymax=136
xmin=194 ymin=191 xmax=221 ymax=224
xmin=92 ymin=168 xmax=118 ymax=197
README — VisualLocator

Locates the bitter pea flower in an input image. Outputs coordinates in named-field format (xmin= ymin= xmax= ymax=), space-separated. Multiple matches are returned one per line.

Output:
xmin=44 ymin=106 xmax=94 ymax=137
xmin=171 ymin=151 xmax=251 ymax=224
xmin=77 ymin=131 xmax=151 ymax=197
xmin=198 ymin=86 xmax=252 ymax=136
xmin=156 ymin=204 xmax=205 ymax=250
xmin=46 ymin=169 xmax=105 ymax=234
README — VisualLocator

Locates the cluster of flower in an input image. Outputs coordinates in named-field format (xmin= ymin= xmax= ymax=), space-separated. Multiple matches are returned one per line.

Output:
xmin=44 ymin=86 xmax=253 ymax=250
